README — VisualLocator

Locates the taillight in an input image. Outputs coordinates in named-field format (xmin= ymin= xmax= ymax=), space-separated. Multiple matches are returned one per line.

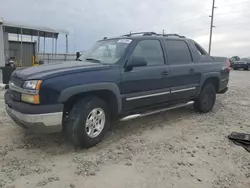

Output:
xmin=227 ymin=60 xmax=231 ymax=72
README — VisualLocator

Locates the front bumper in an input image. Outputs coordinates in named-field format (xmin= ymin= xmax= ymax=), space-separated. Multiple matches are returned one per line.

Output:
xmin=5 ymin=90 xmax=63 ymax=133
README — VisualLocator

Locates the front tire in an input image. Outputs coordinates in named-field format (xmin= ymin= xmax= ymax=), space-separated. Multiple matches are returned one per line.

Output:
xmin=66 ymin=97 xmax=109 ymax=148
xmin=194 ymin=84 xmax=216 ymax=113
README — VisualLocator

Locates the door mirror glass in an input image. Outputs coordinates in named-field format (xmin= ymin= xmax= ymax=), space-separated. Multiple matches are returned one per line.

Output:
xmin=129 ymin=56 xmax=147 ymax=67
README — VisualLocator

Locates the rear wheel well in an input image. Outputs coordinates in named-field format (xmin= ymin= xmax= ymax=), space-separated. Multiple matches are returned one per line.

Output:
xmin=63 ymin=90 xmax=118 ymax=120
xmin=202 ymin=77 xmax=219 ymax=92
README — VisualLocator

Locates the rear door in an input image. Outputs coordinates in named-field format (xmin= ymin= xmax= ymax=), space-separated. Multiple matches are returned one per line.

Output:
xmin=163 ymin=39 xmax=201 ymax=100
xmin=121 ymin=39 xmax=171 ymax=110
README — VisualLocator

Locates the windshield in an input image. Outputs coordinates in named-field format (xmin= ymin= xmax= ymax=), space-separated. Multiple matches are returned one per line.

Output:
xmin=79 ymin=39 xmax=131 ymax=64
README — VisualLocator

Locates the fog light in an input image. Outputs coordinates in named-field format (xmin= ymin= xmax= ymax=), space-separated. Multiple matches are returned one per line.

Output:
xmin=21 ymin=94 xmax=40 ymax=104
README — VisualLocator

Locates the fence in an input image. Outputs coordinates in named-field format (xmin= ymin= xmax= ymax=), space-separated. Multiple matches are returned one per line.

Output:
xmin=37 ymin=53 xmax=76 ymax=64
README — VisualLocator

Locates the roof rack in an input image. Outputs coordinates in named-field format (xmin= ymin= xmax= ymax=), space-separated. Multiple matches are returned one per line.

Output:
xmin=121 ymin=32 xmax=157 ymax=37
xmin=157 ymin=34 xmax=186 ymax=38
xmin=121 ymin=32 xmax=186 ymax=38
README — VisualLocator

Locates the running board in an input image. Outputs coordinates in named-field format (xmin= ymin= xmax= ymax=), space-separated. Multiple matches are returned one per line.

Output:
xmin=120 ymin=101 xmax=194 ymax=121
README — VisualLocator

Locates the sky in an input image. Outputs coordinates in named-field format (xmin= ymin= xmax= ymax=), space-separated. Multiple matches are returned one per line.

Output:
xmin=0 ymin=0 xmax=250 ymax=58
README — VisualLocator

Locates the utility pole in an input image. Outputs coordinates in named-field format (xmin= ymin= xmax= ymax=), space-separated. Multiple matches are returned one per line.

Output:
xmin=208 ymin=0 xmax=216 ymax=55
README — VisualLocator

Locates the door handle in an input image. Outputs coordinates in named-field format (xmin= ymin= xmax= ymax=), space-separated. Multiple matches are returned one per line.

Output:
xmin=161 ymin=71 xmax=168 ymax=76
xmin=189 ymin=68 xmax=195 ymax=74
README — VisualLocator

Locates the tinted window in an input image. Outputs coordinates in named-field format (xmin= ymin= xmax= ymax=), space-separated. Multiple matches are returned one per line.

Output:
xmin=194 ymin=42 xmax=207 ymax=55
xmin=131 ymin=40 xmax=164 ymax=65
xmin=164 ymin=40 xmax=192 ymax=64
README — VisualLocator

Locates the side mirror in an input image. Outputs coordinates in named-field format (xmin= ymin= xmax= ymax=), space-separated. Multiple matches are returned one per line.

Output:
xmin=129 ymin=56 xmax=147 ymax=67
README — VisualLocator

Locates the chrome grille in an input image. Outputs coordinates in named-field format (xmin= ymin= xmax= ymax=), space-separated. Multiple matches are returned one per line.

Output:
xmin=10 ymin=90 xmax=21 ymax=101
xmin=9 ymin=76 xmax=23 ymax=101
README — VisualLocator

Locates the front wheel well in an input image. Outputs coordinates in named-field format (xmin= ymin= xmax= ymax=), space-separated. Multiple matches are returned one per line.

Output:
xmin=202 ymin=77 xmax=220 ymax=92
xmin=63 ymin=90 xmax=119 ymax=120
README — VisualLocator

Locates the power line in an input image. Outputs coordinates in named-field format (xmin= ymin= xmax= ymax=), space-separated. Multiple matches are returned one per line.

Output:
xmin=179 ymin=28 xmax=208 ymax=35
xmin=215 ymin=9 xmax=250 ymax=16
xmin=134 ymin=17 xmax=207 ymax=32
xmin=216 ymin=21 xmax=250 ymax=27
xmin=131 ymin=11 xmax=209 ymax=32
xmin=163 ymin=9 xmax=249 ymax=29
xmin=164 ymin=16 xmax=209 ymax=27
xmin=129 ymin=1 xmax=249 ymax=51
xmin=214 ymin=27 xmax=250 ymax=36
xmin=166 ymin=20 xmax=250 ymax=36
xmin=135 ymin=16 xmax=209 ymax=34
xmin=182 ymin=21 xmax=250 ymax=34
xmin=216 ymin=0 xmax=250 ymax=8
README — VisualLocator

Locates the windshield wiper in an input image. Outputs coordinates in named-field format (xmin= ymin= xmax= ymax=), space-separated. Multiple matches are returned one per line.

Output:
xmin=85 ymin=57 xmax=101 ymax=63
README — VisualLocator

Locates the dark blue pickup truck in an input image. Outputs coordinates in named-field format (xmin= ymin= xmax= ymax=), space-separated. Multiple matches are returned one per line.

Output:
xmin=4 ymin=32 xmax=230 ymax=148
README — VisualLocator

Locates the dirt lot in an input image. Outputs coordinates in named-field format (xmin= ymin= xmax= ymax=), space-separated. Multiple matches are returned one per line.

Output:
xmin=0 ymin=70 xmax=250 ymax=188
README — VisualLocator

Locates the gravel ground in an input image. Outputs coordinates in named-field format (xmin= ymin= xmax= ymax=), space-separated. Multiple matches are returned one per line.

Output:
xmin=1 ymin=70 xmax=250 ymax=188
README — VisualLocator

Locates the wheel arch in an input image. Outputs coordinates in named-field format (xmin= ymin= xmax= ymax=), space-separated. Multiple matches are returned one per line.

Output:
xmin=198 ymin=73 xmax=221 ymax=94
xmin=58 ymin=83 xmax=122 ymax=118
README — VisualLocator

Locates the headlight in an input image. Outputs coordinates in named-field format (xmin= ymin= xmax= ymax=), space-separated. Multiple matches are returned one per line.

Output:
xmin=21 ymin=94 xmax=40 ymax=104
xmin=23 ymin=80 xmax=42 ymax=90
xmin=21 ymin=80 xmax=42 ymax=104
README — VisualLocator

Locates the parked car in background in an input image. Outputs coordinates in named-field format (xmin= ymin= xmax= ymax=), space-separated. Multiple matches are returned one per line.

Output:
xmin=4 ymin=32 xmax=230 ymax=148
xmin=229 ymin=56 xmax=240 ymax=68
xmin=233 ymin=59 xmax=250 ymax=70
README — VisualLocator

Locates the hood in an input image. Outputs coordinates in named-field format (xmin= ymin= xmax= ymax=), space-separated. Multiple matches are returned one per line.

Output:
xmin=13 ymin=61 xmax=110 ymax=80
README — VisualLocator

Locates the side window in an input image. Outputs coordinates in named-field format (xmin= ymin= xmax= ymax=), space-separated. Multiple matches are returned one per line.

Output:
xmin=164 ymin=40 xmax=192 ymax=64
xmin=131 ymin=40 xmax=165 ymax=65
xmin=194 ymin=42 xmax=207 ymax=55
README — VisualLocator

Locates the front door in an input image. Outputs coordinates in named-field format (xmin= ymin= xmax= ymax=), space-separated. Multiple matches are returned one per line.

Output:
xmin=121 ymin=39 xmax=170 ymax=110
xmin=163 ymin=39 xmax=201 ymax=100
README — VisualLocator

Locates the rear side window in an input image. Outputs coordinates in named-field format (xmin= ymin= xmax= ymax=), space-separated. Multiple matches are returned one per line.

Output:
xmin=131 ymin=40 xmax=165 ymax=65
xmin=194 ymin=42 xmax=207 ymax=55
xmin=164 ymin=40 xmax=192 ymax=64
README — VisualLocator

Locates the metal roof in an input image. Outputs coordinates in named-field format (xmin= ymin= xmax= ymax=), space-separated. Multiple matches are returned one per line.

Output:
xmin=1 ymin=20 xmax=69 ymax=38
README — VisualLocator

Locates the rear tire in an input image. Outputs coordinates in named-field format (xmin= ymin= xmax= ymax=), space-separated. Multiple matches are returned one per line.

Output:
xmin=65 ymin=97 xmax=109 ymax=148
xmin=194 ymin=83 xmax=216 ymax=113
xmin=233 ymin=67 xmax=238 ymax=70
xmin=244 ymin=67 xmax=248 ymax=70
